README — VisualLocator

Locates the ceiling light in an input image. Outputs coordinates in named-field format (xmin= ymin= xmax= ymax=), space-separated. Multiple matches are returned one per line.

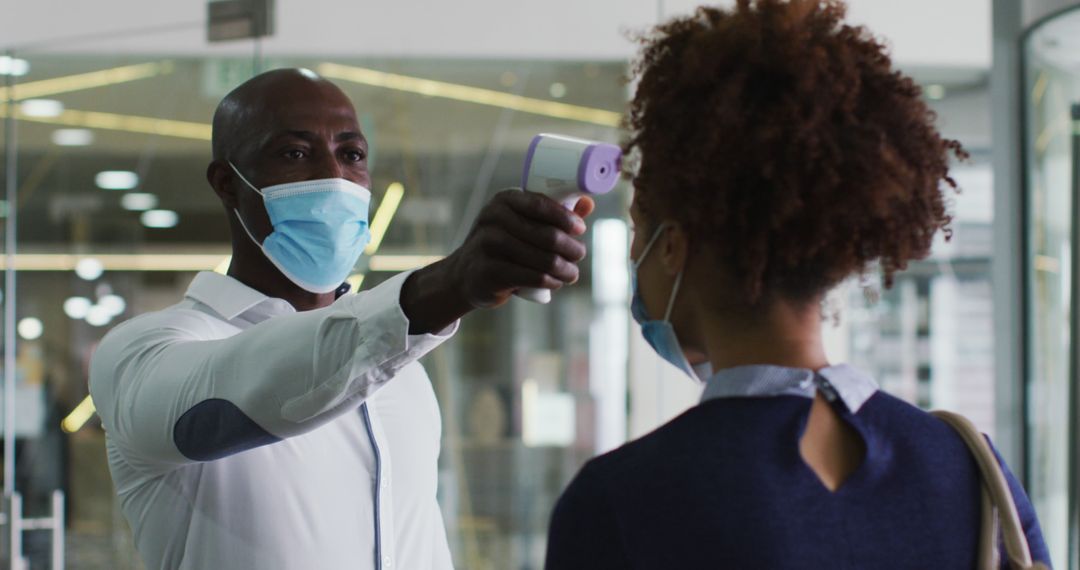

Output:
xmin=17 ymin=317 xmax=43 ymax=340
xmin=367 ymin=254 xmax=443 ymax=272
xmin=549 ymin=82 xmax=568 ymax=99
xmin=925 ymin=84 xmax=946 ymax=100
xmin=141 ymin=209 xmax=178 ymax=229
xmin=120 ymin=192 xmax=158 ymax=211
xmin=0 ymin=107 xmax=212 ymax=141
xmin=95 ymin=170 xmax=139 ymax=190
xmin=365 ymin=182 xmax=404 ymax=255
xmin=61 ymin=396 xmax=96 ymax=433
xmin=19 ymin=99 xmax=64 ymax=118
xmin=75 ymin=258 xmax=104 ymax=280
xmin=85 ymin=305 xmax=112 ymax=327
xmin=51 ymin=128 xmax=94 ymax=146
xmin=213 ymin=256 xmax=232 ymax=275
xmin=317 ymin=63 xmax=621 ymax=127
xmin=346 ymin=273 xmax=365 ymax=291
xmin=0 ymin=252 xmax=440 ymax=273
xmin=0 ymin=61 xmax=172 ymax=101
xmin=0 ymin=56 xmax=29 ymax=77
xmin=63 ymin=296 xmax=92 ymax=319
xmin=98 ymin=294 xmax=127 ymax=317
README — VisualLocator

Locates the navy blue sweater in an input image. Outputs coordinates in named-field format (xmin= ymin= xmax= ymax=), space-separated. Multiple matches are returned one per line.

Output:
xmin=546 ymin=392 xmax=1050 ymax=569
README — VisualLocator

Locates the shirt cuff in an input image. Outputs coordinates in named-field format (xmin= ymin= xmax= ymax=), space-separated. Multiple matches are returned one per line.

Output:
xmin=345 ymin=269 xmax=459 ymax=358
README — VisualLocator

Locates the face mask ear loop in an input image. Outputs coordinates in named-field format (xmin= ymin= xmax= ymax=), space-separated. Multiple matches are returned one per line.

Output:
xmin=227 ymin=161 xmax=264 ymax=197
xmin=634 ymin=222 xmax=671 ymax=269
xmin=233 ymin=209 xmax=264 ymax=247
xmin=227 ymin=161 xmax=268 ymax=247
xmin=663 ymin=270 xmax=684 ymax=322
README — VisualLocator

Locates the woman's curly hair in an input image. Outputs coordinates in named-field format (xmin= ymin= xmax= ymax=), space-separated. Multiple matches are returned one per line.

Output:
xmin=625 ymin=0 xmax=966 ymax=304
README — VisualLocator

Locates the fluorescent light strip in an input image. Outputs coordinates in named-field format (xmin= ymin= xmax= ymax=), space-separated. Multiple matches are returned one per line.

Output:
xmin=0 ymin=61 xmax=174 ymax=102
xmin=1031 ymin=72 xmax=1049 ymax=105
xmin=1035 ymin=110 xmax=1069 ymax=155
xmin=0 ymin=60 xmax=204 ymax=142
xmin=0 ymin=253 xmax=224 ymax=271
xmin=213 ymin=256 xmax=232 ymax=275
xmin=346 ymin=273 xmax=366 ymax=291
xmin=368 ymin=254 xmax=443 ymax=272
xmin=2 ymin=60 xmax=617 ymax=143
xmin=365 ymin=182 xmax=404 ymax=255
xmin=61 ymin=396 xmax=96 ymax=433
xmin=0 ymin=253 xmax=439 ymax=272
xmin=0 ymin=107 xmax=212 ymax=141
xmin=317 ymin=62 xmax=622 ymax=127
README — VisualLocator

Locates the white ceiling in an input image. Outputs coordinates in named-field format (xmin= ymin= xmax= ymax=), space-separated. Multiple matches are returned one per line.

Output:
xmin=3 ymin=0 xmax=991 ymax=69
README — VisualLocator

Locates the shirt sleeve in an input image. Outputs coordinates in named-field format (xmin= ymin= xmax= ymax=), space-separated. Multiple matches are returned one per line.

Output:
xmin=89 ymin=270 xmax=457 ymax=474
xmin=545 ymin=461 xmax=631 ymax=570
xmin=988 ymin=439 xmax=1052 ymax=568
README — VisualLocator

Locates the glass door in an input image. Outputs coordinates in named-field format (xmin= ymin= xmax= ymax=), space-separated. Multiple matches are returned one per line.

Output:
xmin=1024 ymin=8 xmax=1080 ymax=566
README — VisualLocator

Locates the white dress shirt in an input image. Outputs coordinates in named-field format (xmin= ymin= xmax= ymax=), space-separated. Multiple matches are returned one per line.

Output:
xmin=89 ymin=270 xmax=457 ymax=570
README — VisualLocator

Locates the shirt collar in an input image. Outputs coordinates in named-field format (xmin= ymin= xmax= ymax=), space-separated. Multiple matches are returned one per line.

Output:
xmin=184 ymin=271 xmax=292 ymax=322
xmin=700 ymin=363 xmax=879 ymax=413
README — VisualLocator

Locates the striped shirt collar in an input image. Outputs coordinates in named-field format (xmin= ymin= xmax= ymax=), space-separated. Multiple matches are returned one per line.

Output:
xmin=700 ymin=363 xmax=879 ymax=413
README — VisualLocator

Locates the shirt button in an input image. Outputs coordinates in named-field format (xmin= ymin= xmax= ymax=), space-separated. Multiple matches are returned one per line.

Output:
xmin=382 ymin=478 xmax=390 ymax=490
xmin=383 ymin=555 xmax=393 ymax=567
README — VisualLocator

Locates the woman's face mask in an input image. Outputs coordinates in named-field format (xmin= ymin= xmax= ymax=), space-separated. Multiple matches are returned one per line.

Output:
xmin=631 ymin=224 xmax=710 ymax=382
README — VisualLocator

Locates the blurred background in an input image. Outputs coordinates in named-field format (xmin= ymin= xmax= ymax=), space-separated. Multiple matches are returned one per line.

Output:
xmin=0 ymin=0 xmax=1077 ymax=568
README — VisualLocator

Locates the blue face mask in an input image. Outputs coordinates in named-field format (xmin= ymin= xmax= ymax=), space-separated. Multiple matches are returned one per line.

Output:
xmin=229 ymin=162 xmax=372 ymax=294
xmin=631 ymin=224 xmax=704 ymax=381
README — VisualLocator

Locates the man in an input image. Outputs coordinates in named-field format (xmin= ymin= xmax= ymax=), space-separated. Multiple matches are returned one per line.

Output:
xmin=89 ymin=68 xmax=593 ymax=570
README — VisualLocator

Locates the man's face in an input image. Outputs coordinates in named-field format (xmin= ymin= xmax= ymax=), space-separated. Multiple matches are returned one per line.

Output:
xmin=227 ymin=76 xmax=371 ymax=242
xmin=240 ymin=81 xmax=370 ymax=189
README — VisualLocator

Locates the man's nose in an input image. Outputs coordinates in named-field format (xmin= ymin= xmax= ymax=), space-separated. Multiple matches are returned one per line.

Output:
xmin=313 ymin=150 xmax=344 ymax=180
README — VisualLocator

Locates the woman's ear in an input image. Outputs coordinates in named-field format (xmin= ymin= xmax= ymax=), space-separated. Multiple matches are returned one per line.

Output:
xmin=660 ymin=224 xmax=689 ymax=276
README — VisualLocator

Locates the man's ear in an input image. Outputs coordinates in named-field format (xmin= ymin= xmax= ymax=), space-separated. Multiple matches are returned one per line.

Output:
xmin=660 ymin=224 xmax=689 ymax=277
xmin=207 ymin=160 xmax=238 ymax=208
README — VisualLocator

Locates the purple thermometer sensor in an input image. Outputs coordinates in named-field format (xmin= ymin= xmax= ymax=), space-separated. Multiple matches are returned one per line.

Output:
xmin=518 ymin=134 xmax=622 ymax=303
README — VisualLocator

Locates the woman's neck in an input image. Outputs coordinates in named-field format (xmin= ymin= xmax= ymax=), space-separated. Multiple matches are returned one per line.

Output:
xmin=699 ymin=298 xmax=830 ymax=373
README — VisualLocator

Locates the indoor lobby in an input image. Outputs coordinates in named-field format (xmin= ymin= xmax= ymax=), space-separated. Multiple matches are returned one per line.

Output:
xmin=0 ymin=0 xmax=1078 ymax=568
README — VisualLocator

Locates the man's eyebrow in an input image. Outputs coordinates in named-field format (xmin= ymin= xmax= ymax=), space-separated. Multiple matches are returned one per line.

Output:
xmin=270 ymin=130 xmax=318 ymax=143
xmin=268 ymin=130 xmax=366 ymax=144
xmin=335 ymin=131 xmax=366 ymax=144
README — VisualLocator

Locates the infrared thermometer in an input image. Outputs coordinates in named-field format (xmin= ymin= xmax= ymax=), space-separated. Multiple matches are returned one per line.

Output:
xmin=516 ymin=133 xmax=622 ymax=304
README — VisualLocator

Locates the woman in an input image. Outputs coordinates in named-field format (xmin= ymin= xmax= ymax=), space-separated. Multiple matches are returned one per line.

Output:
xmin=545 ymin=1 xmax=1050 ymax=568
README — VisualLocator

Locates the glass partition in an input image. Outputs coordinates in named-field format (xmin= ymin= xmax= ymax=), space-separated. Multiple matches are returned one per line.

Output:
xmin=4 ymin=31 xmax=631 ymax=567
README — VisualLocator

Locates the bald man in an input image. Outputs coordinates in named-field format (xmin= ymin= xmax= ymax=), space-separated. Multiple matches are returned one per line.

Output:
xmin=88 ymin=69 xmax=594 ymax=570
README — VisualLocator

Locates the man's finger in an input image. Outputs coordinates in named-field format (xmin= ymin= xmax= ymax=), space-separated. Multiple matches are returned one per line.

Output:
xmin=497 ymin=189 xmax=586 ymax=236
xmin=478 ymin=260 xmax=564 ymax=292
xmin=572 ymin=196 xmax=596 ymax=219
xmin=482 ymin=204 xmax=587 ymax=262
xmin=481 ymin=229 xmax=580 ymax=284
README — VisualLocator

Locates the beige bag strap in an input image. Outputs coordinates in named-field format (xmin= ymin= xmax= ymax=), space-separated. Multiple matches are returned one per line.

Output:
xmin=931 ymin=410 xmax=1047 ymax=570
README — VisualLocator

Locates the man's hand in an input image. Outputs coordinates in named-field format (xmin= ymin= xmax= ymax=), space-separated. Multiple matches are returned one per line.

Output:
xmin=451 ymin=189 xmax=595 ymax=307
xmin=401 ymin=189 xmax=595 ymax=334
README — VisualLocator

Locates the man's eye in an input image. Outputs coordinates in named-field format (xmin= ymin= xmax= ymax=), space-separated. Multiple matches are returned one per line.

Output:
xmin=345 ymin=149 xmax=366 ymax=162
xmin=284 ymin=149 xmax=308 ymax=160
